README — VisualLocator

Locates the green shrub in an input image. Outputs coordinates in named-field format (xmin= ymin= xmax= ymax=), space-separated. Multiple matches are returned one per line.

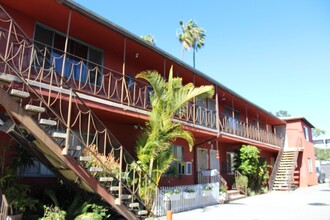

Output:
xmin=39 ymin=205 xmax=66 ymax=220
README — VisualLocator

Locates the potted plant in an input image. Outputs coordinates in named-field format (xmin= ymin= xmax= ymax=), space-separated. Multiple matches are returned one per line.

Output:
xmin=201 ymin=185 xmax=213 ymax=197
xmin=183 ymin=188 xmax=197 ymax=199
xmin=74 ymin=203 xmax=110 ymax=220
xmin=0 ymin=168 xmax=38 ymax=220
xmin=39 ymin=205 xmax=66 ymax=220
xmin=164 ymin=189 xmax=181 ymax=201
xmin=5 ymin=182 xmax=38 ymax=220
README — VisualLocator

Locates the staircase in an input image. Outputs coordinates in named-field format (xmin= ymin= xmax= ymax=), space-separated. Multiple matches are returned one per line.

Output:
xmin=228 ymin=171 xmax=247 ymax=202
xmin=0 ymin=5 xmax=159 ymax=219
xmin=271 ymin=150 xmax=299 ymax=191
xmin=226 ymin=189 xmax=246 ymax=202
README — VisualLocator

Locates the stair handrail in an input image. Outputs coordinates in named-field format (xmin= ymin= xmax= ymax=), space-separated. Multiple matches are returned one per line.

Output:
xmin=0 ymin=4 xmax=165 ymax=217
xmin=215 ymin=170 xmax=228 ymax=200
xmin=287 ymin=137 xmax=302 ymax=190
xmin=268 ymin=149 xmax=284 ymax=190
xmin=234 ymin=170 xmax=247 ymax=195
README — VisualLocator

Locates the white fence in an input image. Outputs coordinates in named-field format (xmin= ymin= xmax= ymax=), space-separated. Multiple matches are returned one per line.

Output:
xmin=153 ymin=182 xmax=220 ymax=216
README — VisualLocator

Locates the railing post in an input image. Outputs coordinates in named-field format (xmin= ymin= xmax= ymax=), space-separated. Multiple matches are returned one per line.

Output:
xmin=86 ymin=111 xmax=91 ymax=147
xmin=4 ymin=20 xmax=13 ymax=61
xmin=116 ymin=146 xmax=123 ymax=205
xmin=63 ymin=88 xmax=73 ymax=155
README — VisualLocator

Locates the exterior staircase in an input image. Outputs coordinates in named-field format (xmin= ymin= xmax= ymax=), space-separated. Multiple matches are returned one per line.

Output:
xmin=0 ymin=5 xmax=159 ymax=219
xmin=226 ymin=189 xmax=246 ymax=201
xmin=271 ymin=150 xmax=299 ymax=191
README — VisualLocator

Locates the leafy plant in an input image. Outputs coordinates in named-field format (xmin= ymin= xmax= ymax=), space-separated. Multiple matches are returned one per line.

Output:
xmin=39 ymin=205 xmax=66 ymax=220
xmin=184 ymin=188 xmax=195 ymax=193
xmin=219 ymin=184 xmax=227 ymax=193
xmin=234 ymin=145 xmax=269 ymax=193
xmin=135 ymin=66 xmax=214 ymax=209
xmin=0 ymin=169 xmax=38 ymax=216
xmin=74 ymin=203 xmax=110 ymax=220
xmin=83 ymin=144 xmax=120 ymax=177
xmin=165 ymin=189 xmax=181 ymax=195
xmin=235 ymin=175 xmax=248 ymax=194
xmin=202 ymin=185 xmax=213 ymax=191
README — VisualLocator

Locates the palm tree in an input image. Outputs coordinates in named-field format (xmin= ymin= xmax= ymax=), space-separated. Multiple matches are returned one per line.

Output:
xmin=140 ymin=34 xmax=156 ymax=46
xmin=135 ymin=66 xmax=214 ymax=197
xmin=178 ymin=19 xmax=206 ymax=68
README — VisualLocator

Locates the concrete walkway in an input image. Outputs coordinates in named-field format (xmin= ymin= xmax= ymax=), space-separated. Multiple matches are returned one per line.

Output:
xmin=163 ymin=183 xmax=330 ymax=220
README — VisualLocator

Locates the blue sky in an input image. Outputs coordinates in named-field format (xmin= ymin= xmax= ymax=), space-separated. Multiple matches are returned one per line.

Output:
xmin=75 ymin=0 xmax=330 ymax=135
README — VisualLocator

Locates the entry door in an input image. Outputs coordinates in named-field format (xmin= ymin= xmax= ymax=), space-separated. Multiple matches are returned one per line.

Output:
xmin=210 ymin=149 xmax=220 ymax=171
xmin=197 ymin=148 xmax=209 ymax=184
xmin=197 ymin=148 xmax=209 ymax=171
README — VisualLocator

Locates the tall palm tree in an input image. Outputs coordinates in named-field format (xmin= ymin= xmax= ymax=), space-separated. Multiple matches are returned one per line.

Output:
xmin=178 ymin=19 xmax=206 ymax=68
xmin=135 ymin=66 xmax=214 ymax=187
xmin=140 ymin=34 xmax=156 ymax=46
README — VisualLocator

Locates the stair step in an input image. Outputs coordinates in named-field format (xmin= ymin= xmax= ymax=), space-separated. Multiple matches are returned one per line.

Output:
xmin=0 ymin=73 xmax=16 ymax=86
xmin=24 ymin=104 xmax=45 ymax=113
xmin=121 ymin=194 xmax=132 ymax=200
xmin=9 ymin=89 xmax=30 ymax=98
xmin=99 ymin=177 xmax=114 ymax=182
xmin=228 ymin=194 xmax=246 ymax=201
xmin=89 ymin=167 xmax=103 ymax=172
xmin=137 ymin=210 xmax=148 ymax=216
xmin=52 ymin=132 xmax=66 ymax=139
xmin=128 ymin=203 xmax=139 ymax=208
xmin=39 ymin=118 xmax=57 ymax=126
xmin=110 ymin=186 xmax=119 ymax=191
xmin=79 ymin=156 xmax=92 ymax=161
xmin=68 ymin=146 xmax=81 ymax=151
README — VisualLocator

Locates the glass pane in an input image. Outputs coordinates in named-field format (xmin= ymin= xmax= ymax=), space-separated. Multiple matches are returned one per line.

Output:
xmin=34 ymin=25 xmax=53 ymax=47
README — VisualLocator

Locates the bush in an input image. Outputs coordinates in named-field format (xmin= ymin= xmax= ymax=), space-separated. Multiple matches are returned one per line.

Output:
xmin=39 ymin=205 xmax=66 ymax=220
xmin=234 ymin=145 xmax=269 ymax=193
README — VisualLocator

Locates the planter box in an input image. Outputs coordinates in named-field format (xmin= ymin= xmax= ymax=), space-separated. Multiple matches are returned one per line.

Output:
xmin=183 ymin=192 xmax=197 ymax=199
xmin=164 ymin=193 xmax=181 ymax=201
xmin=201 ymin=190 xmax=213 ymax=197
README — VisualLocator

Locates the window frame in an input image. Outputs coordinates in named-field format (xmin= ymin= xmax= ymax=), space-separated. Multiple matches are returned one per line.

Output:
xmin=33 ymin=23 xmax=104 ymax=86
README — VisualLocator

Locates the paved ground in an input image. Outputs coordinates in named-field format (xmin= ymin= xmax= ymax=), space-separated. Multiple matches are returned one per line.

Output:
xmin=162 ymin=183 xmax=330 ymax=220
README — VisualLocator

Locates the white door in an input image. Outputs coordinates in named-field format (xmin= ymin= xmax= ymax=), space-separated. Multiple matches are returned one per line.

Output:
xmin=197 ymin=148 xmax=209 ymax=171
xmin=197 ymin=148 xmax=209 ymax=184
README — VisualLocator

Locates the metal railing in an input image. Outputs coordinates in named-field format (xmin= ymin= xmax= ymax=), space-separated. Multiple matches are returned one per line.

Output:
xmin=3 ymin=31 xmax=217 ymax=131
xmin=268 ymin=149 xmax=284 ymax=190
xmin=233 ymin=170 xmax=247 ymax=195
xmin=219 ymin=114 xmax=285 ymax=147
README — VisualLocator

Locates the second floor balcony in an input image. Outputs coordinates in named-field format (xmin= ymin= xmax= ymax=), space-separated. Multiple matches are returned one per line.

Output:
xmin=0 ymin=21 xmax=283 ymax=148
xmin=219 ymin=114 xmax=284 ymax=147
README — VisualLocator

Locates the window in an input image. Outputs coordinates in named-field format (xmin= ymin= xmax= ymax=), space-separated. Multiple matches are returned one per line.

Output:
xmin=303 ymin=126 xmax=310 ymax=142
xmin=224 ymin=106 xmax=240 ymax=130
xmin=226 ymin=152 xmax=236 ymax=175
xmin=18 ymin=160 xmax=55 ymax=177
xmin=307 ymin=158 xmax=313 ymax=173
xmin=34 ymin=24 xmax=103 ymax=86
xmin=326 ymin=139 xmax=330 ymax=147
xmin=165 ymin=145 xmax=184 ymax=176
xmin=313 ymin=139 xmax=324 ymax=145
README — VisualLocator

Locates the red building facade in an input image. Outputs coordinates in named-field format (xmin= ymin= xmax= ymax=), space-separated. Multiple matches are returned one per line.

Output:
xmin=0 ymin=0 xmax=317 ymax=218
